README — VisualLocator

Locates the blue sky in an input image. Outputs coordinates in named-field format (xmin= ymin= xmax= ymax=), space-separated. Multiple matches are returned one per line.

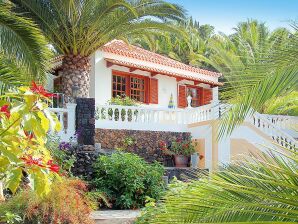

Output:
xmin=167 ymin=0 xmax=298 ymax=34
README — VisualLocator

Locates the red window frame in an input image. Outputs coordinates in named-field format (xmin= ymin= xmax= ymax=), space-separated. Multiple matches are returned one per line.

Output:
xmin=186 ymin=85 xmax=202 ymax=107
xmin=112 ymin=70 xmax=149 ymax=104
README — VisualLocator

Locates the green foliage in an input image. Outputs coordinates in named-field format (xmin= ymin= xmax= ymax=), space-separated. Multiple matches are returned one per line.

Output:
xmin=142 ymin=145 xmax=298 ymax=223
xmin=170 ymin=139 xmax=195 ymax=156
xmin=85 ymin=191 xmax=111 ymax=210
xmin=135 ymin=177 xmax=187 ymax=224
xmin=92 ymin=152 xmax=165 ymax=209
xmin=261 ymin=91 xmax=298 ymax=116
xmin=12 ymin=0 xmax=185 ymax=57
xmin=0 ymin=85 xmax=61 ymax=197
xmin=130 ymin=17 xmax=215 ymax=70
xmin=46 ymin=134 xmax=76 ymax=175
xmin=0 ymin=3 xmax=51 ymax=91
xmin=0 ymin=178 xmax=95 ymax=224
xmin=109 ymin=96 xmax=138 ymax=106
xmin=201 ymin=20 xmax=297 ymax=137
xmin=0 ymin=212 xmax=22 ymax=224
xmin=159 ymin=137 xmax=196 ymax=156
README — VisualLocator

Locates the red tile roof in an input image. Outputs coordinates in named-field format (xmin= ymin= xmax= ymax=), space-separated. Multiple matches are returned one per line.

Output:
xmin=102 ymin=40 xmax=222 ymax=78
xmin=105 ymin=59 xmax=223 ymax=86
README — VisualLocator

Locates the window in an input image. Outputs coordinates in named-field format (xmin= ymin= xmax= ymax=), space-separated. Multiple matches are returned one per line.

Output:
xmin=187 ymin=87 xmax=200 ymax=107
xmin=130 ymin=77 xmax=145 ymax=102
xmin=112 ymin=74 xmax=126 ymax=98
xmin=112 ymin=71 xmax=148 ymax=103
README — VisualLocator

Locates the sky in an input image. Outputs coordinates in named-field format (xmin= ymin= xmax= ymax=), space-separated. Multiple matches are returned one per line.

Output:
xmin=167 ymin=0 xmax=298 ymax=34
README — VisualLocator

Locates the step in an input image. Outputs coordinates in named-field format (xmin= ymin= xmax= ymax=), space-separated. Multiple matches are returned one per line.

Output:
xmin=91 ymin=210 xmax=140 ymax=224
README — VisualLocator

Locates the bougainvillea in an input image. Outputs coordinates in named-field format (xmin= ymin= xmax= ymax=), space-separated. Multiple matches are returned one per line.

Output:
xmin=0 ymin=82 xmax=61 ymax=197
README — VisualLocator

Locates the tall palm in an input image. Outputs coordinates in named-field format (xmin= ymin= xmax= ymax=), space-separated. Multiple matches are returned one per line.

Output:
xmin=200 ymin=20 xmax=297 ymax=137
xmin=141 ymin=145 xmax=298 ymax=223
xmin=0 ymin=2 xmax=51 ymax=91
xmin=11 ymin=0 xmax=185 ymax=98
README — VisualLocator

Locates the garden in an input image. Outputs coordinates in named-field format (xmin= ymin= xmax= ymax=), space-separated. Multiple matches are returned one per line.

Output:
xmin=0 ymin=0 xmax=298 ymax=224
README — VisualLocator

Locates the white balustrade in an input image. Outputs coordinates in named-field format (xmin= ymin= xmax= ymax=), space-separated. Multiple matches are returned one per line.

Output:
xmin=251 ymin=112 xmax=297 ymax=149
xmin=49 ymin=103 xmax=76 ymax=141
xmin=260 ymin=114 xmax=298 ymax=130
xmin=95 ymin=104 xmax=214 ymax=131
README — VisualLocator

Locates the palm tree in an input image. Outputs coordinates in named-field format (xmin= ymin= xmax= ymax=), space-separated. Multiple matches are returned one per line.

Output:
xmin=199 ymin=20 xmax=297 ymax=137
xmin=140 ymin=145 xmax=298 ymax=223
xmin=11 ymin=0 xmax=185 ymax=98
xmin=130 ymin=18 xmax=215 ymax=70
xmin=0 ymin=2 xmax=51 ymax=91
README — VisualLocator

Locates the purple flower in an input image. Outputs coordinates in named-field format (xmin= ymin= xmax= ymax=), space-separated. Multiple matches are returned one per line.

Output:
xmin=59 ymin=141 xmax=71 ymax=150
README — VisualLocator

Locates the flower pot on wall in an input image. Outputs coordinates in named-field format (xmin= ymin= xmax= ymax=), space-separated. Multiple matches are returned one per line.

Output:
xmin=174 ymin=155 xmax=189 ymax=167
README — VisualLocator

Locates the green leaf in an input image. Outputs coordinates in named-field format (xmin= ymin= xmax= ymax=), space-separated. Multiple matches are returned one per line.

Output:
xmin=6 ymin=168 xmax=22 ymax=193
xmin=37 ymin=111 xmax=50 ymax=133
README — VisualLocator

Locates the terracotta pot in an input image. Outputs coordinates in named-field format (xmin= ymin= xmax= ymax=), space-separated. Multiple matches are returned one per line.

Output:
xmin=174 ymin=155 xmax=189 ymax=167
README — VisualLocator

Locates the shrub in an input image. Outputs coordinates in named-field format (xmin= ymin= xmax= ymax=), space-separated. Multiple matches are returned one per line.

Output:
xmin=92 ymin=152 xmax=165 ymax=209
xmin=46 ymin=134 xmax=76 ymax=175
xmin=0 ymin=178 xmax=95 ymax=224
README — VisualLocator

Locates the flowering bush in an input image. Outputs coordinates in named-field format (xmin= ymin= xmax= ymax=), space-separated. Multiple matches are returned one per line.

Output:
xmin=0 ymin=178 xmax=95 ymax=224
xmin=159 ymin=138 xmax=196 ymax=156
xmin=0 ymin=82 xmax=61 ymax=197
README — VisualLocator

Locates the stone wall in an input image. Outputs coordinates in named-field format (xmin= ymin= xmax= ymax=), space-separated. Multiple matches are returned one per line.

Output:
xmin=95 ymin=129 xmax=191 ymax=164
xmin=76 ymin=98 xmax=95 ymax=145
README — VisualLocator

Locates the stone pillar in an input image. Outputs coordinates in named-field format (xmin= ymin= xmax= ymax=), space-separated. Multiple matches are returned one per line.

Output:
xmin=76 ymin=98 xmax=95 ymax=145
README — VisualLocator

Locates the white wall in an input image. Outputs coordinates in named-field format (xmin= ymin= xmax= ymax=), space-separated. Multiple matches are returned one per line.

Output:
xmin=91 ymin=52 xmax=179 ymax=108
xmin=90 ymin=50 xmax=217 ymax=108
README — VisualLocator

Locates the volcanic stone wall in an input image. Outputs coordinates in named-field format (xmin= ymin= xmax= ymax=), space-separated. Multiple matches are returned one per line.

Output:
xmin=76 ymin=98 xmax=95 ymax=145
xmin=95 ymin=129 xmax=191 ymax=164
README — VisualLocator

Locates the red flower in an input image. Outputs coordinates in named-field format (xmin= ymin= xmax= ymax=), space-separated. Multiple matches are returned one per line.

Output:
xmin=47 ymin=160 xmax=60 ymax=173
xmin=0 ymin=105 xmax=10 ymax=118
xmin=21 ymin=156 xmax=60 ymax=173
xmin=21 ymin=156 xmax=44 ymax=167
xmin=30 ymin=81 xmax=56 ymax=98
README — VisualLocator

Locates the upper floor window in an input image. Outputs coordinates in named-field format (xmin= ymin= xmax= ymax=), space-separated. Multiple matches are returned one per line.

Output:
xmin=112 ymin=71 xmax=148 ymax=103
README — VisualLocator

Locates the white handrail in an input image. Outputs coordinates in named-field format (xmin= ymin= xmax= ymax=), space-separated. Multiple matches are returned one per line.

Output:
xmin=251 ymin=112 xmax=297 ymax=149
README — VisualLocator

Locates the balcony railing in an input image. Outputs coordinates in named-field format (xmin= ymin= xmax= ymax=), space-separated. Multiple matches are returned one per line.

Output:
xmin=95 ymin=104 xmax=214 ymax=131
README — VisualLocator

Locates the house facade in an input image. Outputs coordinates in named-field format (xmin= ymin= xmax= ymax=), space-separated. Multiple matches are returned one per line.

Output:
xmin=49 ymin=40 xmax=297 ymax=172
xmin=89 ymin=40 xmax=222 ymax=108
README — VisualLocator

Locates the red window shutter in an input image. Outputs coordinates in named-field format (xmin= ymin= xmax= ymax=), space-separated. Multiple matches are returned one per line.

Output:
xmin=150 ymin=78 xmax=158 ymax=104
xmin=178 ymin=85 xmax=187 ymax=108
xmin=202 ymin=89 xmax=213 ymax=105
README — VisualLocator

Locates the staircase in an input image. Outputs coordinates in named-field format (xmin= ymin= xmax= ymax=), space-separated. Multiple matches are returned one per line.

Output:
xmin=249 ymin=112 xmax=297 ymax=149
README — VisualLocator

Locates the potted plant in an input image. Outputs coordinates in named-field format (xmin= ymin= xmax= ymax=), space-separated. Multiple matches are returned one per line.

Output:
xmin=159 ymin=138 xmax=196 ymax=167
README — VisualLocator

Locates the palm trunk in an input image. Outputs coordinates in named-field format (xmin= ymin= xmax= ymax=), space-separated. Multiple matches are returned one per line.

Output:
xmin=60 ymin=55 xmax=91 ymax=98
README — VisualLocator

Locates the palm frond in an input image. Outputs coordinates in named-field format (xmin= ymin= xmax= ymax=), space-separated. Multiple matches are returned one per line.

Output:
xmin=11 ymin=0 xmax=186 ymax=56
xmin=0 ymin=3 xmax=51 ymax=82
xmin=148 ymin=145 xmax=298 ymax=223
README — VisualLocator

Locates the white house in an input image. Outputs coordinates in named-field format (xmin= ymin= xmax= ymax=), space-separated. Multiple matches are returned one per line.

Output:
xmin=49 ymin=40 xmax=297 ymax=171
xmin=89 ymin=39 xmax=222 ymax=108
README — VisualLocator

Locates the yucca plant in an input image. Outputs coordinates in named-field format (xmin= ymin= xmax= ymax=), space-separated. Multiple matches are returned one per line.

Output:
xmin=0 ymin=2 xmax=51 ymax=92
xmin=11 ymin=0 xmax=185 ymax=98
xmin=144 ymin=144 xmax=298 ymax=223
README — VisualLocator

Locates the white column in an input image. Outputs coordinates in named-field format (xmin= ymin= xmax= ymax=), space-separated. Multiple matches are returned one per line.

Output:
xmin=211 ymin=87 xmax=220 ymax=119
xmin=66 ymin=103 xmax=77 ymax=138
